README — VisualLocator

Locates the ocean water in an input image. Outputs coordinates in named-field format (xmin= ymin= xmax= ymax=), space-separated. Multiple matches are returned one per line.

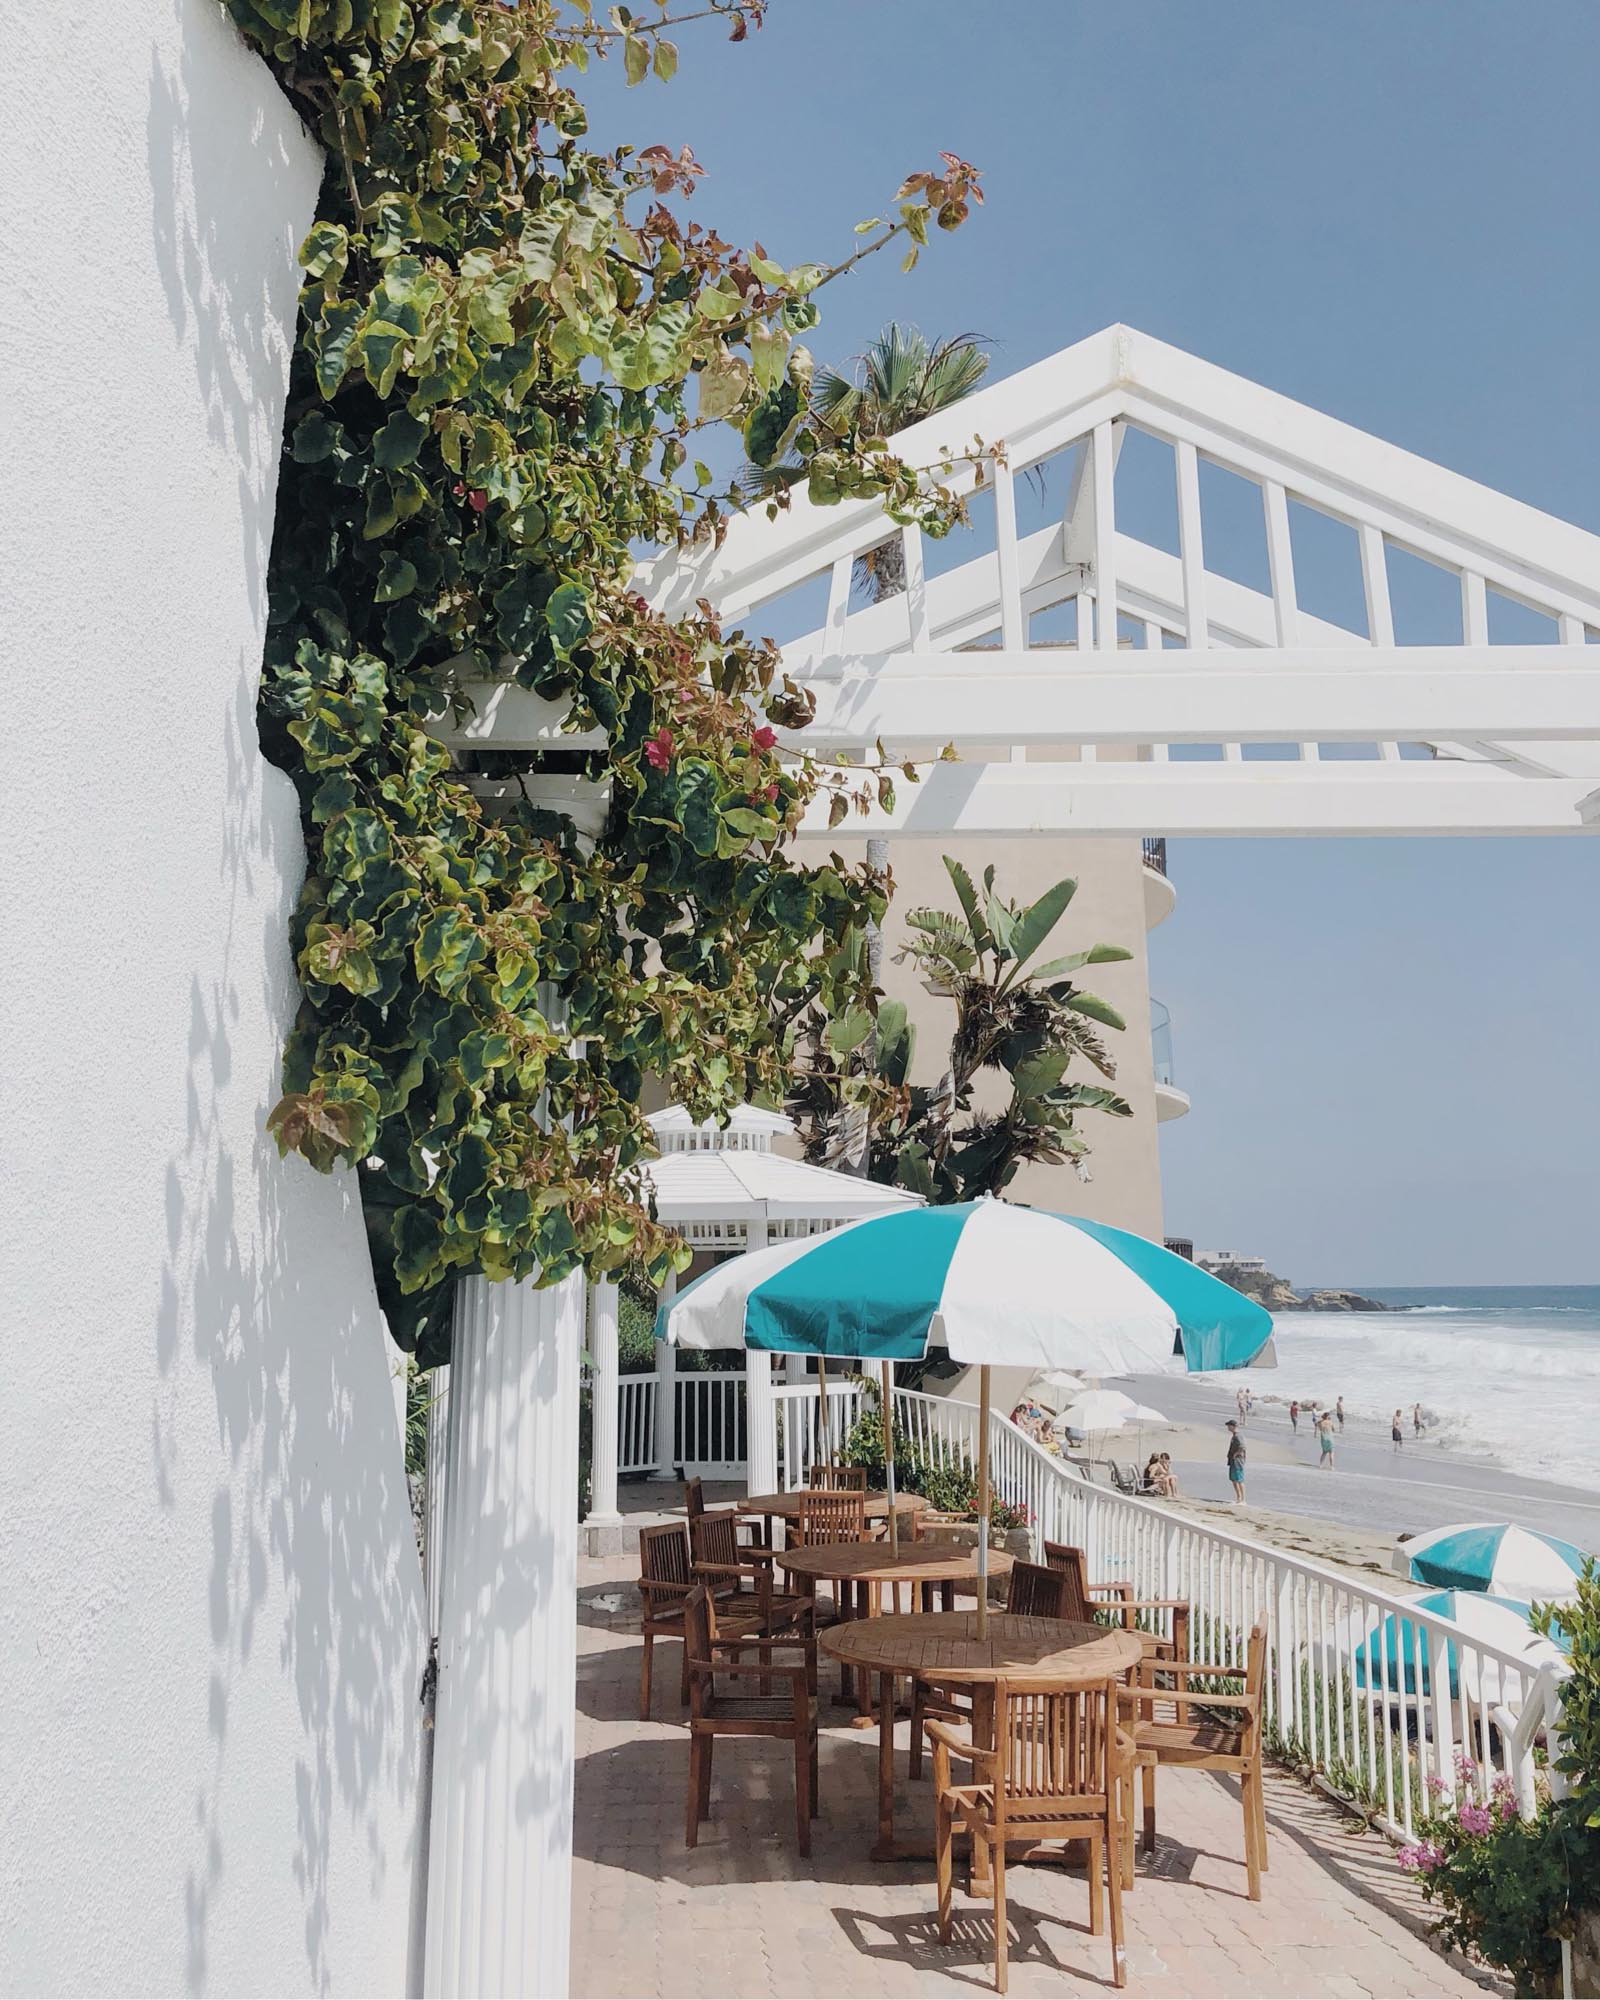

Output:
xmin=1252 ymin=1286 xmax=1600 ymax=1496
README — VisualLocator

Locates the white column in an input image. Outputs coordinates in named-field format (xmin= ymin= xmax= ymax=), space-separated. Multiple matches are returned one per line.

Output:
xmin=742 ymin=1216 xmax=776 ymax=1494
xmin=587 ymin=1280 xmax=622 ymax=1524
xmin=650 ymin=1270 xmax=678 ymax=1479
xmin=424 ymin=1269 xmax=585 ymax=1999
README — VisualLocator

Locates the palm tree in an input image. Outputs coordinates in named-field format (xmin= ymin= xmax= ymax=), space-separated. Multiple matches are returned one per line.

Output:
xmin=788 ymin=858 xmax=1135 ymax=1201
xmin=743 ymin=323 xmax=990 ymax=600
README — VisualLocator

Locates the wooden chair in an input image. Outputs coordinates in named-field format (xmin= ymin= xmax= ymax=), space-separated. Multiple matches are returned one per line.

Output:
xmin=795 ymin=1488 xmax=867 ymax=1545
xmin=689 ymin=1507 xmax=812 ymax=1653
xmin=928 ymin=1678 xmax=1130 ymax=1993
xmin=638 ymin=1521 xmax=771 ymax=1719
xmin=687 ymin=1473 xmax=767 ymax=1550
xmin=1043 ymin=1541 xmax=1191 ymax=1680
xmin=909 ymin=1562 xmax=1073 ymax=1777
xmin=1119 ymin=1620 xmax=1269 ymax=1900
xmin=683 ymin=1585 xmax=820 ymax=1858
xmin=806 ymin=1461 xmax=868 ymax=1490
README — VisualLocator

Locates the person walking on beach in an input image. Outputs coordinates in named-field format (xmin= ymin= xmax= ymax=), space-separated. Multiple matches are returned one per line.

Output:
xmin=1289 ymin=1399 xmax=1300 ymax=1434
xmin=1236 ymin=1388 xmax=1248 ymax=1427
xmin=1336 ymin=1396 xmax=1346 ymax=1431
xmin=1413 ymin=1402 xmax=1424 ymax=1438
xmin=1391 ymin=1409 xmax=1405 ymax=1452
xmin=1226 ymin=1420 xmax=1247 ymax=1504
xmin=1317 ymin=1411 xmax=1336 ymax=1470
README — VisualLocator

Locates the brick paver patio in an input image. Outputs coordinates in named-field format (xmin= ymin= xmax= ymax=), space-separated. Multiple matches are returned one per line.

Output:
xmin=573 ymin=1547 xmax=1502 ymax=1999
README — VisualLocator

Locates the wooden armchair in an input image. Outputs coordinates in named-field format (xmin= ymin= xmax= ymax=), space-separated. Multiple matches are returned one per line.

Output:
xmin=689 ymin=1507 xmax=813 ymax=1655
xmin=637 ymin=1521 xmax=772 ymax=1719
xmin=1119 ymin=1620 xmax=1268 ymax=1900
xmin=683 ymin=1585 xmax=820 ymax=1858
xmin=1043 ymin=1540 xmax=1191 ymax=1680
xmin=928 ymin=1678 xmax=1130 ymax=1993
xmin=909 ymin=1563 xmax=1073 ymax=1778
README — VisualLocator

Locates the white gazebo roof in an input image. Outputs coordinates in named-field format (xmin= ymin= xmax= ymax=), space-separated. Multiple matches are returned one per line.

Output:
xmin=640 ymin=1105 xmax=921 ymax=1228
xmin=438 ymin=324 xmax=1600 ymax=839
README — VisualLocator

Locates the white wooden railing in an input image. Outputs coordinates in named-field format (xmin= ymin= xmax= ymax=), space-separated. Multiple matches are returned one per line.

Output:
xmin=882 ymin=1384 xmax=1569 ymax=1841
xmin=617 ymin=1369 xmax=747 ymax=1477
xmin=617 ymin=1373 xmax=657 ymax=1476
xmin=611 ymin=1366 xmax=1568 ymax=1836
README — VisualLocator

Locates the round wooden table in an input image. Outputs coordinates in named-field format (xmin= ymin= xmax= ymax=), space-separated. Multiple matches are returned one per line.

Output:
xmin=820 ymin=1612 xmax=1143 ymax=1860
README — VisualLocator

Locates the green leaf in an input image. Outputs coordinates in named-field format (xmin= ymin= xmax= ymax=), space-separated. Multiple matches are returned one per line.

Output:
xmin=545 ymin=580 xmax=591 ymax=656
xmin=1003 ymin=877 xmax=1077 ymax=978
xmin=1065 ymin=992 xmax=1126 ymax=1031
xmin=749 ymin=321 xmax=788 ymax=392
xmin=299 ymin=220 xmax=348 ymax=282
xmin=291 ymin=412 xmax=339 ymax=463
xmin=825 ymin=1006 xmax=874 ymax=1056
xmin=414 ymin=908 xmax=485 ymax=994
xmin=742 ymin=380 xmax=802 ymax=468
xmin=1031 ymin=944 xmax=1134 ymax=980
xmin=359 ymin=318 xmax=411 ymax=397
xmin=374 ymin=554 xmax=418 ymax=602
xmin=651 ymin=36 xmax=677 ymax=79
xmin=941 ymin=856 xmax=993 ymax=955
xmin=313 ymin=300 xmax=363 ymax=398
xmin=373 ymin=409 xmax=428 ymax=469
xmin=623 ymin=33 xmax=648 ymax=83
xmin=694 ymin=282 xmax=743 ymax=323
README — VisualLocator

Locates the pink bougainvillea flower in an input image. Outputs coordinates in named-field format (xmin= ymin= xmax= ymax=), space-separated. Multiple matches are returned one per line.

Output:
xmin=750 ymin=724 xmax=777 ymax=752
xmin=643 ymin=727 xmax=675 ymax=771
xmin=467 ymin=489 xmax=489 ymax=513
xmin=762 ymin=781 xmax=780 ymax=802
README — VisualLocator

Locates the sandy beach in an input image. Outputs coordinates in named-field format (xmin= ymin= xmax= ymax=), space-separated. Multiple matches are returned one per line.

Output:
xmin=1072 ymin=1370 xmax=1600 ymax=1587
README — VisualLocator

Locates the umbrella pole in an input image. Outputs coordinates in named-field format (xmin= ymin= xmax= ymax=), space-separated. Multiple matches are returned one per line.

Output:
xmin=817 ymin=1355 xmax=832 ymax=1470
xmin=976 ymin=1365 xmax=991 ymax=1640
xmin=880 ymin=1360 xmax=898 ymax=1556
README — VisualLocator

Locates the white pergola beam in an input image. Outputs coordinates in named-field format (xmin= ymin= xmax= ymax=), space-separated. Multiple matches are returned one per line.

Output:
xmin=788 ymin=648 xmax=1600 ymax=749
xmin=797 ymin=760 xmax=1597 ymax=838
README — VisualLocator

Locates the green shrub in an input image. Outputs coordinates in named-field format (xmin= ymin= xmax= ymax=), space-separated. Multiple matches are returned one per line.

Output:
xmin=1398 ymin=1560 xmax=1600 ymax=1994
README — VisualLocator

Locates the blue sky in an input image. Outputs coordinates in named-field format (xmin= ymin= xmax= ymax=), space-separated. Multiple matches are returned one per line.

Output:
xmin=581 ymin=2 xmax=1600 ymax=1284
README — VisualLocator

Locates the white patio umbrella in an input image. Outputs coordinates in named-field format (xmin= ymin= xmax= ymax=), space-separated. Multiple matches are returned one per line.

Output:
xmin=657 ymin=1196 xmax=1274 ymax=1633
xmin=1028 ymin=1369 xmax=1087 ymax=1413
xmin=1059 ymin=1389 xmax=1168 ymax=1432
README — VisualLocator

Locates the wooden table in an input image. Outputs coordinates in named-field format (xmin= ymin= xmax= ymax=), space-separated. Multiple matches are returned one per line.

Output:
xmin=820 ymin=1611 xmax=1143 ymax=1861
xmin=778 ymin=1543 xmax=1016 ymax=1710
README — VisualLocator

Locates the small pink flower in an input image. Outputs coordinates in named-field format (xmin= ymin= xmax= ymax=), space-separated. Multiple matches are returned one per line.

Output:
xmin=750 ymin=724 xmax=777 ymax=752
xmin=1426 ymin=1774 xmax=1447 ymax=1797
xmin=644 ymin=727 xmax=675 ymax=771
xmin=1458 ymin=1801 xmax=1492 ymax=1836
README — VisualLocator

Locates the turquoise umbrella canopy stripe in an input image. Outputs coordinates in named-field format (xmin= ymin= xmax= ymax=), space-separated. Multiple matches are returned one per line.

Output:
xmin=743 ymin=1205 xmax=971 ymax=1357
xmin=1056 ymin=1215 xmax=1274 ymax=1369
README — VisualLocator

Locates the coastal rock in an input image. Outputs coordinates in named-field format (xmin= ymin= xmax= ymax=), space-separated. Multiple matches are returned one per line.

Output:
xmin=1209 ymin=1263 xmax=1396 ymax=1313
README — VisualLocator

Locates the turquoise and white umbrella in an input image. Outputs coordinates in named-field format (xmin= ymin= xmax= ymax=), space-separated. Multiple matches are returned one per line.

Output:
xmin=658 ymin=1196 xmax=1273 ymax=1629
xmin=1353 ymin=1590 xmax=1568 ymax=1705
xmin=1393 ymin=1523 xmax=1589 ymax=1602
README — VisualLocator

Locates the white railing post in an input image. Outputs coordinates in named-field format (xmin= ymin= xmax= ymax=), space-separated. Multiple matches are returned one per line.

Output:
xmin=587 ymin=1280 xmax=621 ymax=1524
xmin=650 ymin=1271 xmax=678 ymax=1480
xmin=1428 ymin=1625 xmax=1458 ymax=1799
xmin=425 ymin=1268 xmax=584 ymax=1999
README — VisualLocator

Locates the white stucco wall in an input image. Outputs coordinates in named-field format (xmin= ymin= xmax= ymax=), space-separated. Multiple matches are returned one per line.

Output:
xmin=0 ymin=5 xmax=428 ymax=1992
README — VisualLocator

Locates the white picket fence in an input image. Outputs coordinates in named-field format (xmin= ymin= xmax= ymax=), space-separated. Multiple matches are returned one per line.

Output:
xmin=617 ymin=1370 xmax=748 ymax=1478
